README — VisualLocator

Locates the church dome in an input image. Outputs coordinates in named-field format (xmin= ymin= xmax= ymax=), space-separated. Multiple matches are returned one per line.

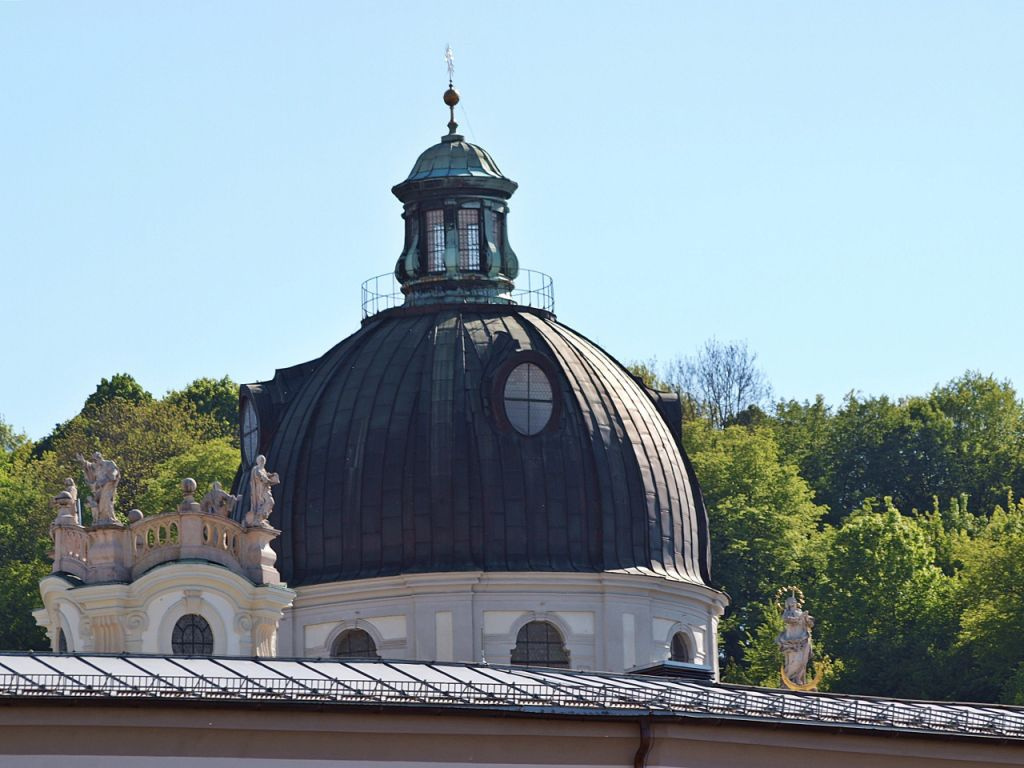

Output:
xmin=239 ymin=304 xmax=711 ymax=588
xmin=236 ymin=87 xmax=712 ymax=591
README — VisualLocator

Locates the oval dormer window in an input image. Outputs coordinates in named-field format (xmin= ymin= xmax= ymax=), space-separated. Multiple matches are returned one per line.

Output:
xmin=503 ymin=362 xmax=554 ymax=436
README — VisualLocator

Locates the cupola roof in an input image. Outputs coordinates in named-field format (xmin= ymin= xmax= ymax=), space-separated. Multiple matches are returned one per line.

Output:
xmin=404 ymin=137 xmax=508 ymax=183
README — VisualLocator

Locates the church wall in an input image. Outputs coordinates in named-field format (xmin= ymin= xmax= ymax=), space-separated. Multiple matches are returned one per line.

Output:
xmin=35 ymin=564 xmax=295 ymax=656
xmin=285 ymin=570 xmax=725 ymax=673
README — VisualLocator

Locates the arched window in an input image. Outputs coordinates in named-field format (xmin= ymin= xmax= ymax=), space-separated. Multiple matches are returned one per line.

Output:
xmin=331 ymin=628 xmax=380 ymax=659
xmin=670 ymin=632 xmax=692 ymax=663
xmin=510 ymin=621 xmax=570 ymax=668
xmin=172 ymin=614 xmax=214 ymax=656
xmin=57 ymin=628 xmax=68 ymax=653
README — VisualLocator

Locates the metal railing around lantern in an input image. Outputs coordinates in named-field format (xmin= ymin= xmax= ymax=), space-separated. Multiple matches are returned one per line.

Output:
xmin=361 ymin=269 xmax=555 ymax=319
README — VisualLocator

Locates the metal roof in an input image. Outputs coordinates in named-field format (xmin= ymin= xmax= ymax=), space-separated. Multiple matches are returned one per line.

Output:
xmin=237 ymin=305 xmax=711 ymax=587
xmin=403 ymin=137 xmax=508 ymax=182
xmin=1 ymin=653 xmax=1021 ymax=741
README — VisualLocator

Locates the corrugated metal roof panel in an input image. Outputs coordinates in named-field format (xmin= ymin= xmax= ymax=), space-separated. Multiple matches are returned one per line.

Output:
xmin=1 ymin=654 xmax=1021 ymax=741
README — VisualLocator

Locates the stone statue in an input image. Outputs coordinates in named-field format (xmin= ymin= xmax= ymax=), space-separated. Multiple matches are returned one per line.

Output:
xmin=51 ymin=478 xmax=80 ymax=526
xmin=777 ymin=593 xmax=815 ymax=688
xmin=74 ymin=451 xmax=121 ymax=525
xmin=201 ymin=481 xmax=238 ymax=518
xmin=246 ymin=455 xmax=279 ymax=528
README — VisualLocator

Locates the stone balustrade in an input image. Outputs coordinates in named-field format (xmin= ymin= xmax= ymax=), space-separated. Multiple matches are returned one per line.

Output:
xmin=50 ymin=511 xmax=282 ymax=586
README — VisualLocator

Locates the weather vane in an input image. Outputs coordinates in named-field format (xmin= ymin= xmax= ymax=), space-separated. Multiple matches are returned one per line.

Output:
xmin=443 ymin=44 xmax=460 ymax=136
xmin=445 ymin=44 xmax=455 ymax=87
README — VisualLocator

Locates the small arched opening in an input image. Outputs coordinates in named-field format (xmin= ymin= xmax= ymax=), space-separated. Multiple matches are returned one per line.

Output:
xmin=510 ymin=620 xmax=570 ymax=668
xmin=171 ymin=614 xmax=214 ymax=656
xmin=331 ymin=628 xmax=380 ymax=660
xmin=670 ymin=631 xmax=693 ymax=663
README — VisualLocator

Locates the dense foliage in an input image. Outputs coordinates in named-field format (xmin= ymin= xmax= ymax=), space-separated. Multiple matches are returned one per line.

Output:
xmin=633 ymin=346 xmax=1024 ymax=703
xmin=2 ymin=353 xmax=1023 ymax=705
xmin=0 ymin=374 xmax=239 ymax=649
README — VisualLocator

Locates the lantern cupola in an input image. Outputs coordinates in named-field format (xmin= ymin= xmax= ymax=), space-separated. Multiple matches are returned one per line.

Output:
xmin=392 ymin=84 xmax=520 ymax=306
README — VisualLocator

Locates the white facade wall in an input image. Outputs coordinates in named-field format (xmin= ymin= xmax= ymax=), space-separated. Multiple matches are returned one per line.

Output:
xmin=282 ymin=571 xmax=726 ymax=675
xmin=36 ymin=563 xmax=295 ymax=656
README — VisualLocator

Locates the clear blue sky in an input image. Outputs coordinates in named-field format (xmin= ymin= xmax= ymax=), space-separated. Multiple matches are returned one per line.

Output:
xmin=2 ymin=2 xmax=1021 ymax=439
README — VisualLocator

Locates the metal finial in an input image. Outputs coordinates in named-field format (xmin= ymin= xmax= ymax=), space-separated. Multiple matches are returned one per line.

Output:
xmin=443 ymin=44 xmax=459 ymax=135
xmin=445 ymin=44 xmax=455 ymax=87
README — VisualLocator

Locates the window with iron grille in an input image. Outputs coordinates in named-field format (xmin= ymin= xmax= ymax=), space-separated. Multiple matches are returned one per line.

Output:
xmin=671 ymin=632 xmax=692 ymax=663
xmin=172 ymin=614 xmax=214 ymax=655
xmin=331 ymin=628 xmax=380 ymax=659
xmin=510 ymin=621 xmax=570 ymax=668
xmin=457 ymin=209 xmax=480 ymax=270
xmin=503 ymin=362 xmax=554 ymax=436
xmin=425 ymin=209 xmax=445 ymax=273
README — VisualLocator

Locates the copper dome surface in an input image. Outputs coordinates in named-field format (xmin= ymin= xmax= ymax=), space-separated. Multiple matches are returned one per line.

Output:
xmin=238 ymin=304 xmax=712 ymax=588
xmin=404 ymin=138 xmax=508 ymax=181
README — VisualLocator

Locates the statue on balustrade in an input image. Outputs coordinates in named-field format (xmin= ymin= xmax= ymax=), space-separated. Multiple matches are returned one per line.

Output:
xmin=51 ymin=478 xmax=80 ymax=526
xmin=74 ymin=451 xmax=121 ymax=525
xmin=246 ymin=455 xmax=279 ymax=528
xmin=201 ymin=481 xmax=238 ymax=517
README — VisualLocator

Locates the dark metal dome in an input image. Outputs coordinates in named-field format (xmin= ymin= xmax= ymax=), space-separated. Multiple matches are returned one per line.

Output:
xmin=238 ymin=304 xmax=712 ymax=588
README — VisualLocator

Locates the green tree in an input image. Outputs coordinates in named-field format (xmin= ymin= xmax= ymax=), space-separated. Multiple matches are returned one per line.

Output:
xmin=817 ymin=500 xmax=958 ymax=698
xmin=164 ymin=376 xmax=239 ymax=443
xmin=796 ymin=374 xmax=1024 ymax=522
xmin=0 ymin=417 xmax=22 ymax=452
xmin=40 ymin=397 xmax=223 ymax=518
xmin=683 ymin=420 xmax=826 ymax=679
xmin=83 ymin=373 xmax=153 ymax=413
xmin=822 ymin=394 xmax=951 ymax=520
xmin=136 ymin=437 xmax=240 ymax=515
xmin=771 ymin=396 xmax=833 ymax=504
xmin=954 ymin=497 xmax=1024 ymax=702
xmin=0 ymin=426 xmax=50 ymax=650
xmin=928 ymin=373 xmax=1024 ymax=514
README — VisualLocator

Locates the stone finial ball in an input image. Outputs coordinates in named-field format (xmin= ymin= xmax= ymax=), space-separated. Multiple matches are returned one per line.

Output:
xmin=181 ymin=478 xmax=198 ymax=495
xmin=443 ymin=87 xmax=460 ymax=107
xmin=127 ymin=509 xmax=144 ymax=523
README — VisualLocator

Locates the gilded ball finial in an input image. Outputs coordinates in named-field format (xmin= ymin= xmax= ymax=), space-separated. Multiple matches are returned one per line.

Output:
xmin=443 ymin=87 xmax=460 ymax=107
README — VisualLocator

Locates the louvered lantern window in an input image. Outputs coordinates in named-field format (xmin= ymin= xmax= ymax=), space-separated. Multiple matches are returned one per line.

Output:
xmin=671 ymin=632 xmax=692 ymax=663
xmin=510 ymin=621 xmax=570 ymax=668
xmin=457 ymin=209 xmax=480 ymax=270
xmin=331 ymin=629 xmax=380 ymax=659
xmin=489 ymin=210 xmax=503 ymax=258
xmin=503 ymin=362 xmax=554 ymax=436
xmin=425 ymin=209 xmax=445 ymax=273
xmin=172 ymin=614 xmax=214 ymax=655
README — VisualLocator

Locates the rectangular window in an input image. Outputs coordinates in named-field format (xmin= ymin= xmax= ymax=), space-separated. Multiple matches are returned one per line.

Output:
xmin=426 ymin=209 xmax=445 ymax=273
xmin=457 ymin=209 xmax=480 ymax=270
